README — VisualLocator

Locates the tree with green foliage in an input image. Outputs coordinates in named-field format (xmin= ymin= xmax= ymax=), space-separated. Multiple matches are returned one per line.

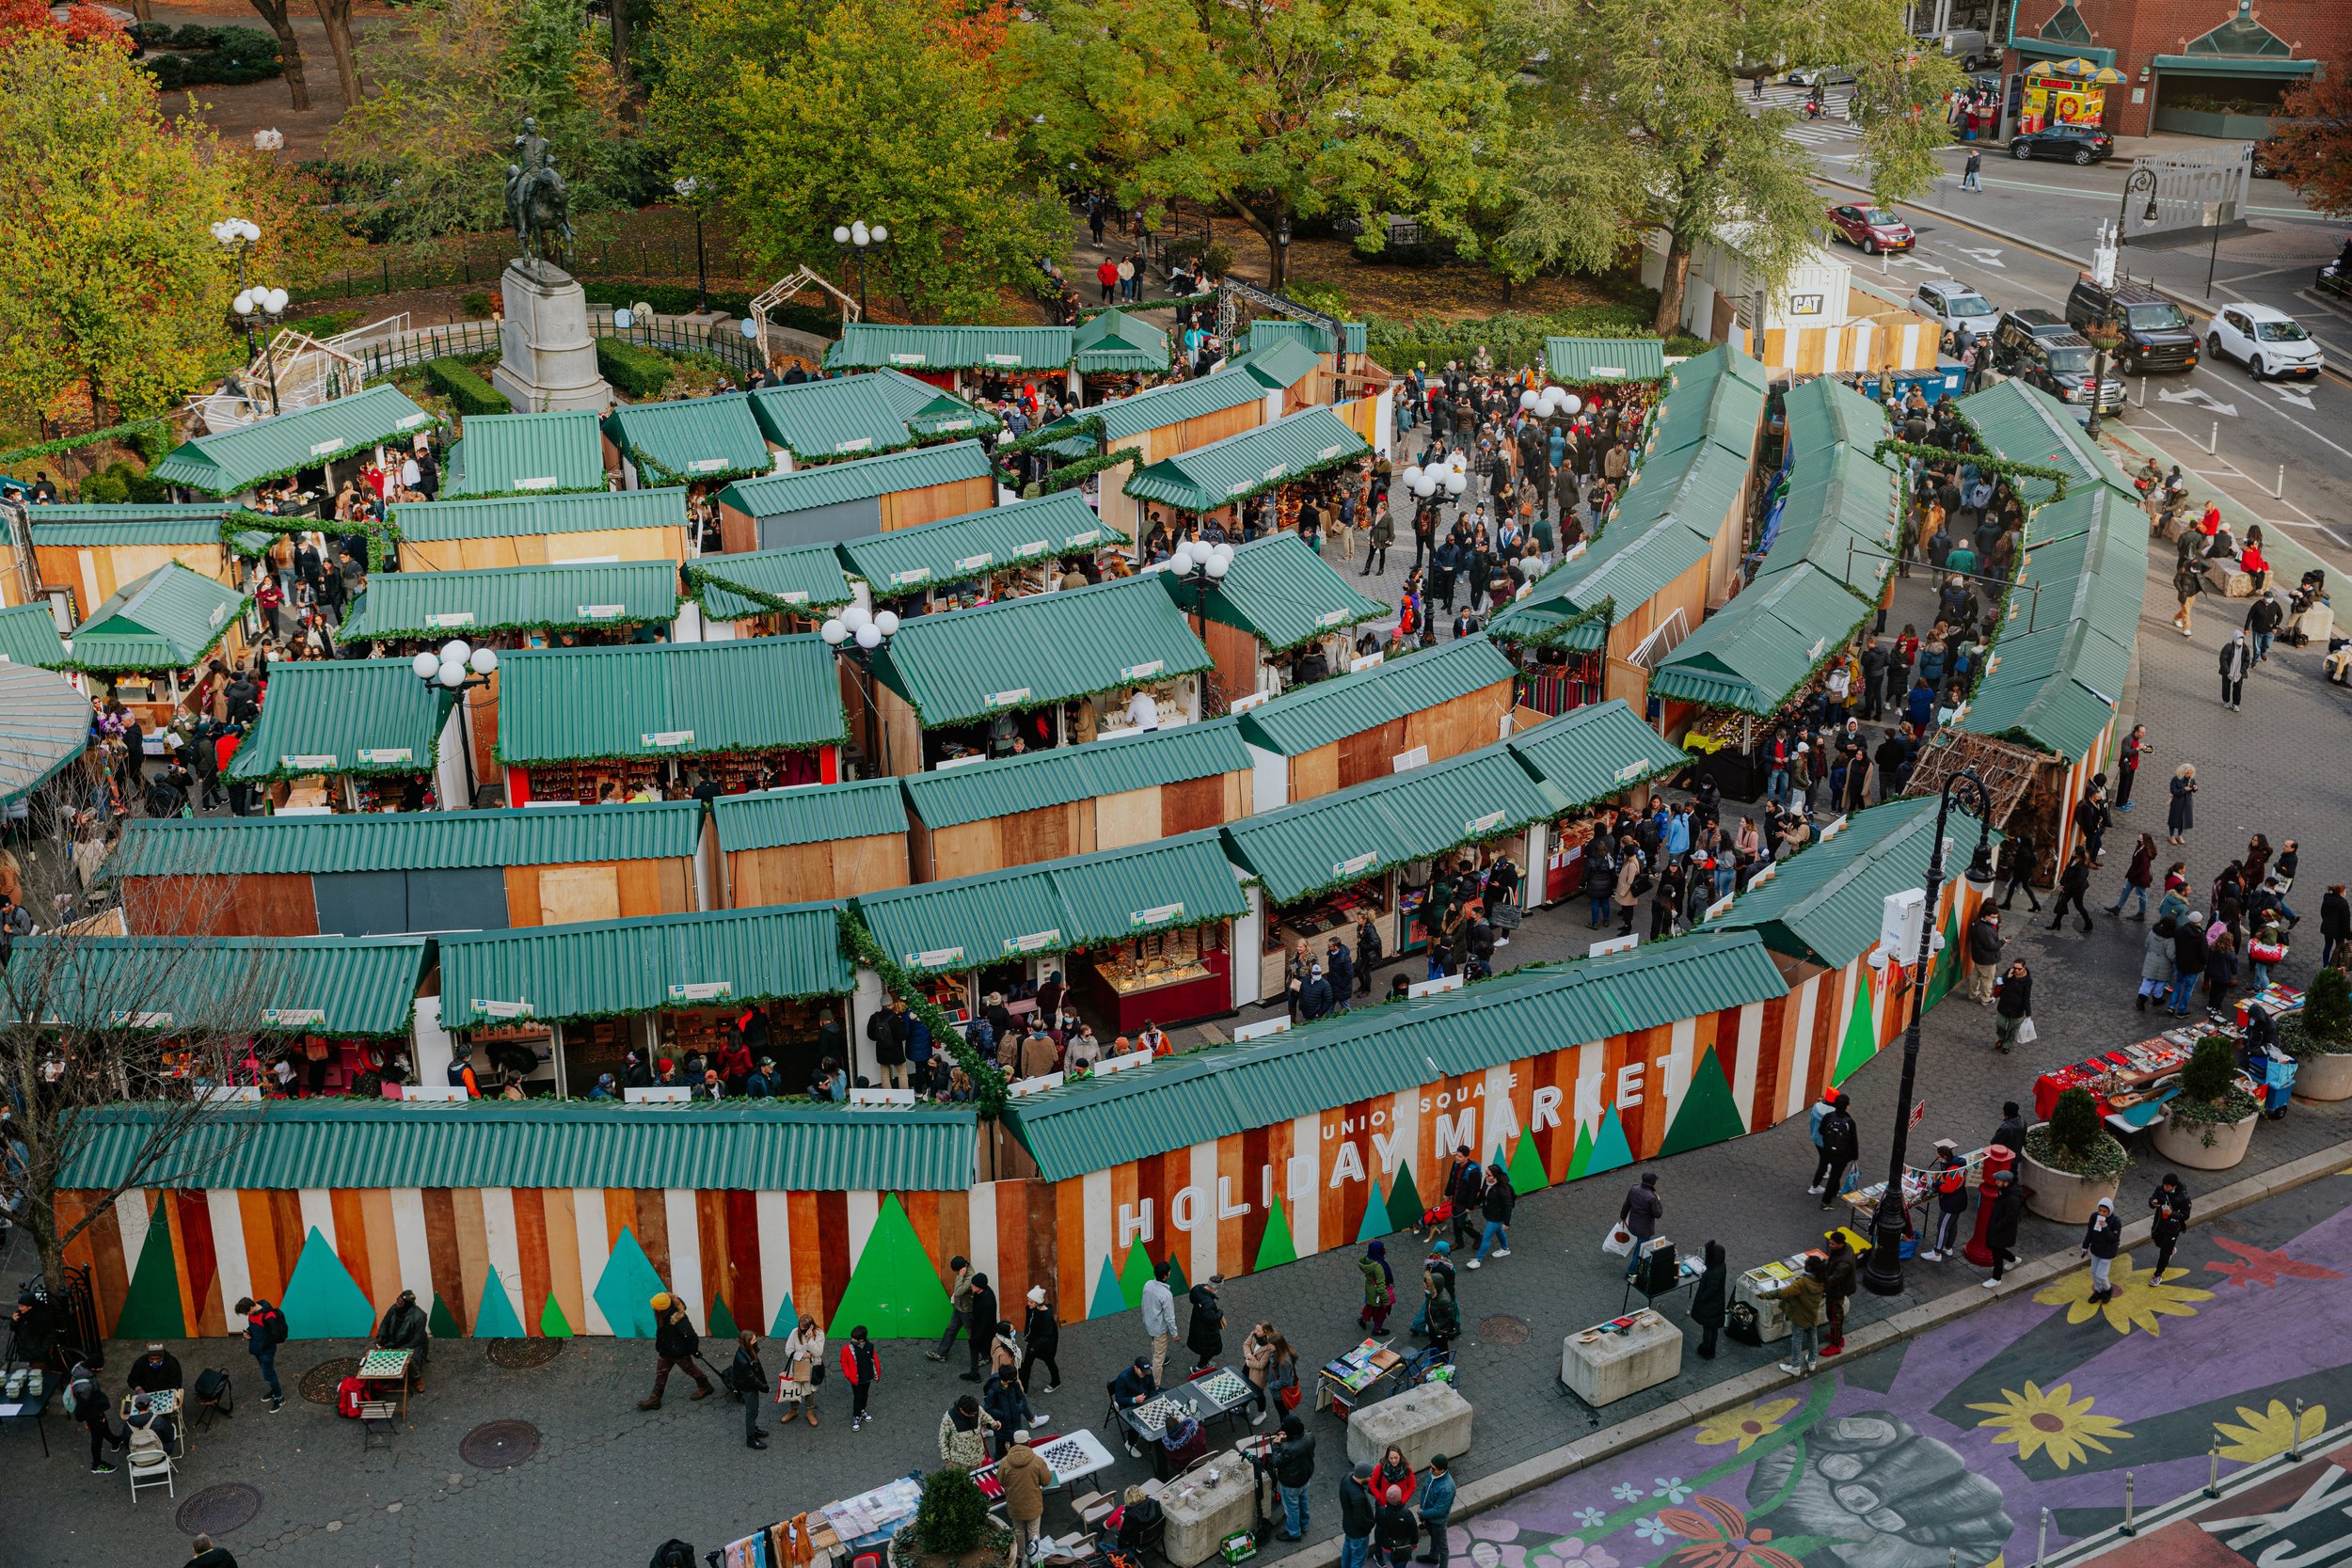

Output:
xmin=1006 ymin=0 xmax=1508 ymax=291
xmin=329 ymin=0 xmax=637 ymax=245
xmin=0 ymin=33 xmax=259 ymax=431
xmin=1496 ymin=0 xmax=1961 ymax=331
xmin=658 ymin=0 xmax=1066 ymax=322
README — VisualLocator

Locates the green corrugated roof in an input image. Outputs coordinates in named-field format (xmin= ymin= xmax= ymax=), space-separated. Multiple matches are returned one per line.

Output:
xmin=116 ymin=800 xmax=704 ymax=877
xmin=63 ymin=563 xmax=248 ymax=673
xmin=1040 ymin=366 xmax=1271 ymax=448
xmin=1781 ymin=374 xmax=1890 ymax=455
xmin=853 ymin=829 xmax=1245 ymax=975
xmin=1957 ymin=379 xmax=2139 ymax=503
xmin=1123 ymin=407 xmax=1368 ymax=514
xmin=716 ymin=440 xmax=995 ymax=520
xmin=840 ymin=492 xmax=1124 ymax=593
xmin=1544 ymin=337 xmax=1668 ymax=384
xmin=710 ymin=777 xmax=909 ymax=852
xmin=604 ymin=393 xmax=773 ymax=483
xmin=438 ymin=903 xmax=852 ymax=1026
xmin=58 ymin=1098 xmax=977 ymax=1193
xmin=28 ymin=504 xmax=231 ymax=546
xmin=1708 ymin=798 xmax=1993 ymax=970
xmin=1645 ymin=346 xmax=1767 ymax=461
xmin=223 ymin=659 xmax=453 ymax=782
xmin=1173 ymin=531 xmax=1386 ymax=652
xmin=861 ymin=370 xmax=1003 ymax=439
xmin=1649 ymin=564 xmax=1874 ymax=714
xmin=1073 ymin=310 xmax=1172 ymax=374
xmin=685 ymin=545 xmax=855 ymax=621
xmin=1754 ymin=443 xmax=1900 ymax=598
xmin=1232 ymin=337 xmax=1324 ymax=390
xmin=0 ymin=661 xmax=89 ymax=806
xmin=495 ymin=635 xmax=846 ymax=764
xmin=340 ymin=561 xmax=681 ymax=641
xmin=1222 ymin=737 xmax=1566 ymax=905
xmin=150 ymin=386 xmax=437 ymax=495
xmin=1002 ymin=929 xmax=1787 ymax=1180
xmin=746 ymin=376 xmax=924 ymax=463
xmin=1237 ymin=636 xmax=1516 ymax=757
xmin=901 ymin=718 xmax=1249 ymax=830
xmin=1247 ymin=319 xmax=1338 ymax=356
xmin=440 ymin=411 xmax=608 ymax=498
xmin=872 ymin=574 xmax=1211 ymax=726
xmin=390 ymin=486 xmax=689 ymax=542
xmin=1505 ymin=699 xmax=1689 ymax=805
xmin=7 ymin=935 xmax=429 ymax=1037
xmin=0 ymin=603 xmax=70 ymax=669
xmin=825 ymin=325 xmax=1074 ymax=372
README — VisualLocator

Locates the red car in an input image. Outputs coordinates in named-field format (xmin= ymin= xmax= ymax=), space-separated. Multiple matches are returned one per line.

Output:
xmin=1823 ymin=203 xmax=1916 ymax=254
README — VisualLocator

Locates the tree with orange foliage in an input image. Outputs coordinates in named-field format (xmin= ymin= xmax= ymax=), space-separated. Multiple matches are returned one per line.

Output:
xmin=0 ymin=0 xmax=130 ymax=49
xmin=2267 ymin=54 xmax=2352 ymax=219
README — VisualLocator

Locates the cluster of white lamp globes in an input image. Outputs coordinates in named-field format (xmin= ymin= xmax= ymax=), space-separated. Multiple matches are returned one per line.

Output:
xmin=234 ymin=284 xmax=291 ymax=321
xmin=833 ymin=221 xmax=889 ymax=248
xmin=1399 ymin=387 xmax=1584 ymax=501
xmin=1168 ymin=540 xmax=1234 ymax=581
xmin=411 ymin=641 xmax=499 ymax=689
xmin=820 ymin=604 xmax=900 ymax=651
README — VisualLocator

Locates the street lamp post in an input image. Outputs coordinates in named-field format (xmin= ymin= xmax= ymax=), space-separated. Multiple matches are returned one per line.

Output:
xmin=233 ymin=284 xmax=292 ymax=416
xmin=211 ymin=216 xmax=264 ymax=360
xmin=1167 ymin=539 xmax=1233 ymax=622
xmin=1860 ymin=766 xmax=1996 ymax=1298
xmin=2114 ymin=166 xmax=2160 ymax=261
xmin=821 ymin=604 xmax=899 ymax=773
xmin=831 ymin=220 xmax=890 ymax=316
xmin=411 ymin=640 xmax=501 ymax=808
xmin=1274 ymin=217 xmax=1292 ymax=292
xmin=674 ymin=177 xmax=708 ymax=316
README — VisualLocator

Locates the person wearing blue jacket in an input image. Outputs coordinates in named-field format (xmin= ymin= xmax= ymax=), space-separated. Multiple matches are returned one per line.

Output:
xmin=1414 ymin=1454 xmax=1458 ymax=1566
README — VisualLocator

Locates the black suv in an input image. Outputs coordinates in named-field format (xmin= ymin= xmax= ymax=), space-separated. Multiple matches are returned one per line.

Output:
xmin=2064 ymin=276 xmax=2199 ymax=373
xmin=1992 ymin=310 xmax=2124 ymax=411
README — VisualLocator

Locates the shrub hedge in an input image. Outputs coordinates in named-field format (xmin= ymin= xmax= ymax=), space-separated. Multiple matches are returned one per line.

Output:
xmin=425 ymin=357 xmax=512 ymax=417
xmin=136 ymin=25 xmax=284 ymax=89
xmin=596 ymin=338 xmax=674 ymax=399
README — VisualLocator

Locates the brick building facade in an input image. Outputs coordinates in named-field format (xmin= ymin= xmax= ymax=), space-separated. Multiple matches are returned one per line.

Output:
xmin=2004 ymin=0 xmax=2340 ymax=138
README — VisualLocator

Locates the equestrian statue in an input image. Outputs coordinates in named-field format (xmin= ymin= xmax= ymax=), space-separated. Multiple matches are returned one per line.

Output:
xmin=504 ymin=117 xmax=575 ymax=274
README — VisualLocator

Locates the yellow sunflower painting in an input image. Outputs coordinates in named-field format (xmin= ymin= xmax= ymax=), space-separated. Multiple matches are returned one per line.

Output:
xmin=2032 ymin=1253 xmax=2214 ymax=1336
xmin=2214 ymin=1400 xmax=2328 ymax=1462
xmin=1693 ymin=1399 xmax=1802 ymax=1454
xmin=1969 ymin=1381 xmax=2135 ymax=1469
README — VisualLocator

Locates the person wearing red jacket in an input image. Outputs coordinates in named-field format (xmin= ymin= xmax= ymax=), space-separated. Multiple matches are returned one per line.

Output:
xmin=839 ymin=1323 xmax=881 ymax=1430
xmin=1096 ymin=258 xmax=1119 ymax=304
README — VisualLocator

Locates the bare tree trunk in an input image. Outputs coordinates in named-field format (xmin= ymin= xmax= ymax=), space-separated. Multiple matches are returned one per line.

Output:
xmin=248 ymin=0 xmax=311 ymax=112
xmin=129 ymin=0 xmax=152 ymax=21
xmin=611 ymin=0 xmax=632 ymax=83
xmin=1654 ymin=235 xmax=1692 ymax=336
xmin=312 ymin=0 xmax=361 ymax=110
xmin=1227 ymin=199 xmax=1286 ymax=291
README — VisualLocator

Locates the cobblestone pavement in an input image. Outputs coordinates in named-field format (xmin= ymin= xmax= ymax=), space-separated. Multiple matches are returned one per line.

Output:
xmin=15 ymin=420 xmax=2352 ymax=1565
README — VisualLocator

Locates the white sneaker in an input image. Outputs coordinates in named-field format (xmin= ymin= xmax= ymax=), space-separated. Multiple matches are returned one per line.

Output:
xmin=1777 ymin=1362 xmax=1804 ymax=1376
xmin=1466 ymin=1259 xmax=1481 ymax=1269
xmin=1982 ymin=1277 xmax=2001 ymax=1289
xmin=1030 ymin=1412 xmax=1051 ymax=1425
xmin=1918 ymin=1250 xmax=1941 ymax=1262
xmin=1494 ymin=1248 xmax=1511 ymax=1259
xmin=1252 ymin=1408 xmax=1269 ymax=1425
xmin=1807 ymin=1184 xmax=1824 ymax=1195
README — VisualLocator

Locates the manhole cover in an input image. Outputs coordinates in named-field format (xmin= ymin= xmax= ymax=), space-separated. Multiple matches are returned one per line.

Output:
xmin=176 ymin=1482 xmax=262 ymax=1537
xmin=459 ymin=1419 xmax=543 ymax=1469
xmin=486 ymin=1337 xmax=566 ymax=1370
xmin=1479 ymin=1315 xmax=1531 ymax=1345
xmin=300 ymin=1356 xmax=361 ymax=1404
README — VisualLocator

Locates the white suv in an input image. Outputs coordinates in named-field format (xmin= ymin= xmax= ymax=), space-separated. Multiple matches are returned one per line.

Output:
xmin=1911 ymin=279 xmax=1997 ymax=336
xmin=2203 ymin=305 xmax=2325 ymax=380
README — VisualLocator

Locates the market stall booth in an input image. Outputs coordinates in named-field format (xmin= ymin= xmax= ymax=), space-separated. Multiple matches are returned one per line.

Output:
xmin=439 ymin=410 xmax=608 ymax=499
xmin=55 ymin=563 xmax=251 ymax=730
xmin=2017 ymin=56 xmax=2119 ymax=135
xmin=390 ymin=487 xmax=692 ymax=574
xmin=1122 ymin=406 xmax=1371 ymax=543
xmin=56 ymin=1095 xmax=983 ymax=1341
xmin=27 ymin=504 xmax=243 ymax=621
xmin=683 ymin=543 xmax=855 ymax=638
xmin=1221 ymin=734 xmax=1572 ymax=999
xmin=115 ymin=799 xmax=708 ymax=938
xmin=901 ymin=717 xmax=1252 ymax=881
xmin=437 ymin=900 xmax=855 ymax=1099
xmin=1706 ymin=796 xmax=1997 ymax=1111
xmin=997 ymin=930 xmax=1789 ymax=1319
xmin=494 ymin=634 xmax=847 ymax=804
xmin=839 ymin=491 xmax=1128 ymax=618
xmin=1162 ymin=531 xmax=1387 ymax=705
xmin=1236 ymin=634 xmax=1518 ymax=811
xmin=1071 ymin=308 xmax=1174 ymax=402
xmin=151 ymin=384 xmax=437 ymax=507
xmin=1227 ymin=336 xmax=1328 ymax=415
xmin=7 ymin=932 xmax=430 ymax=1101
xmin=855 ymin=829 xmax=1250 ymax=1041
xmin=1032 ymin=363 xmax=1279 ymax=546
xmin=0 ymin=657 xmax=90 ymax=813
xmin=866 ymin=574 xmax=1212 ymax=774
xmin=1504 ymin=701 xmax=1692 ymax=908
xmin=824 ymin=323 xmax=1077 ymax=403
xmin=601 ymin=391 xmax=774 ymax=494
xmin=221 ymin=658 xmax=458 ymax=813
xmin=744 ymin=372 xmax=999 ymax=471
xmin=712 ymin=776 xmax=911 ymax=908
xmin=1634 ymin=343 xmax=1769 ymax=606
xmin=714 ymin=440 xmax=999 ymax=553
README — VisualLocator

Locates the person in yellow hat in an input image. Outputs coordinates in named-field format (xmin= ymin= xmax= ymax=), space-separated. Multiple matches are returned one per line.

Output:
xmin=638 ymin=1293 xmax=714 ymax=1408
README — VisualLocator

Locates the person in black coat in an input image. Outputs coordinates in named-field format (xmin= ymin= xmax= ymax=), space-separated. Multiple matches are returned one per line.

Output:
xmin=2321 ymin=884 xmax=2350 ymax=970
xmin=1983 ymin=1169 xmax=2026 ymax=1284
xmin=1815 ymin=1095 xmax=1860 ymax=1210
xmin=2080 ymin=1197 xmax=2123 ymax=1303
xmin=961 ymin=1275 xmax=998 ymax=1381
xmin=2148 ymin=1174 xmax=2192 ymax=1282
xmin=1992 ymin=1101 xmax=2026 ymax=1158
xmin=1375 ymin=1486 xmax=1422 ymax=1567
xmin=1185 ymin=1277 xmax=1225 ymax=1371
xmin=1020 ymin=1287 xmax=1060 ymax=1394
xmin=1688 ymin=1240 xmax=1727 ymax=1358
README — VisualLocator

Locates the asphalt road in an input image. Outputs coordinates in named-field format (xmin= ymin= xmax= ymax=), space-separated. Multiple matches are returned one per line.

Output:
xmin=1761 ymin=86 xmax=2352 ymax=567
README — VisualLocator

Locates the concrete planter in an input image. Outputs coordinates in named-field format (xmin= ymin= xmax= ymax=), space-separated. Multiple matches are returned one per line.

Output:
xmin=2292 ymin=1051 xmax=2352 ymax=1103
xmin=2021 ymin=1124 xmax=2122 ymax=1223
xmin=2152 ymin=1105 xmax=2260 ymax=1171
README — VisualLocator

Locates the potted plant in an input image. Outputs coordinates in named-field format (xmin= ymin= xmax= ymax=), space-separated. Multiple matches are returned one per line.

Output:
xmin=2152 ymin=1035 xmax=2263 ymax=1169
xmin=888 ymin=1467 xmax=1012 ymax=1568
xmin=2281 ymin=967 xmax=2352 ymax=1101
xmin=2021 ymin=1086 xmax=2127 ymax=1222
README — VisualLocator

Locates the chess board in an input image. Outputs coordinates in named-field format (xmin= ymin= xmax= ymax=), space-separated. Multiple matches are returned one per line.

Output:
xmin=1035 ymin=1434 xmax=1095 ymax=1472
xmin=1130 ymin=1396 xmax=1184 ymax=1430
xmin=1192 ymin=1370 xmax=1249 ymax=1408
xmin=357 ymin=1350 xmax=412 ymax=1380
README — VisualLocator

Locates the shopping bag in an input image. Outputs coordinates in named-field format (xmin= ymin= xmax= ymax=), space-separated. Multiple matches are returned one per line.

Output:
xmin=2014 ymin=1017 xmax=2039 ymax=1045
xmin=1602 ymin=1224 xmax=1635 ymax=1258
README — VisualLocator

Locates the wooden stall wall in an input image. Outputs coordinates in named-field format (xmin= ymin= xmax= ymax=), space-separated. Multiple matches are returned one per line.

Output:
xmin=36 ymin=543 xmax=238 ymax=614
xmin=397 ymin=527 xmax=689 ymax=574
xmin=502 ymin=857 xmax=697 ymax=927
xmin=916 ymin=768 xmax=1247 ymax=880
xmin=119 ymin=873 xmax=318 ymax=939
xmin=880 ymin=477 xmax=998 ymax=532
xmin=1283 ymin=684 xmax=1516 ymax=805
xmin=727 ymin=832 xmax=911 ymax=908
xmin=1200 ymin=619 xmax=1260 ymax=707
xmin=63 ymin=1180 xmax=1041 ymax=1343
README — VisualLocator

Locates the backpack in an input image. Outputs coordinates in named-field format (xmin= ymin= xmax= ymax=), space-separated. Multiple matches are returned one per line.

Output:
xmin=259 ymin=1304 xmax=290 ymax=1345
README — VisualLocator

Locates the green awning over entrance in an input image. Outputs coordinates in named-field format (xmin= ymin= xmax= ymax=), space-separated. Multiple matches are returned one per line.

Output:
xmin=63 ymin=563 xmax=248 ymax=673
xmin=604 ymin=393 xmax=773 ymax=484
xmin=1122 ymin=407 xmax=1369 ymax=514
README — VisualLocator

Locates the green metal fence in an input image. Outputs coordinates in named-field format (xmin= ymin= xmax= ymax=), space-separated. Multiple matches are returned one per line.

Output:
xmin=356 ymin=317 xmax=764 ymax=384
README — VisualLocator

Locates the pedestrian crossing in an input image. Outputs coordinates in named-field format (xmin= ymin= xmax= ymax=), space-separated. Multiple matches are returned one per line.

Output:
xmin=1741 ymin=84 xmax=1868 ymax=150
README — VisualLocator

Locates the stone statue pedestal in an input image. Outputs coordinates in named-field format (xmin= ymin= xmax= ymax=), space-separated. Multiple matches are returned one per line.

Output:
xmin=490 ymin=260 xmax=611 ymax=415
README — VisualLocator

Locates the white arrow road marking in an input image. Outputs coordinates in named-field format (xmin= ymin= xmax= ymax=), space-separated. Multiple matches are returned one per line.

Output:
xmin=2272 ymin=386 xmax=2316 ymax=410
xmin=2158 ymin=386 xmax=2239 ymax=416
xmin=1951 ymin=245 xmax=2006 ymax=268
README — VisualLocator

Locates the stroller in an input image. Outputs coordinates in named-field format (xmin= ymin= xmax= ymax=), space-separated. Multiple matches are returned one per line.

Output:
xmin=1398 ymin=1343 xmax=1455 ymax=1391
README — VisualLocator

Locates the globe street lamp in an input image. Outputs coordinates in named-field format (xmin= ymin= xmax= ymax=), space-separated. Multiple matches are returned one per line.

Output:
xmin=413 ymin=641 xmax=500 ymax=807
xmin=1165 ymin=538 xmax=1233 ymax=623
xmin=1860 ymin=766 xmax=1996 ymax=1298
xmin=832 ymin=220 xmax=890 ymax=316
xmin=232 ymin=284 xmax=291 ymax=416
xmin=674 ymin=177 xmax=708 ymax=316
xmin=211 ymin=217 xmax=263 ymax=358
xmin=821 ymin=604 xmax=899 ymax=773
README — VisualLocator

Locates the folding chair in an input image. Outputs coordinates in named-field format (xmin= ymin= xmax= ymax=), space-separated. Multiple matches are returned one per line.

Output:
xmin=126 ymin=1446 xmax=175 ymax=1505
xmin=192 ymin=1369 xmax=232 ymax=1432
xmin=358 ymin=1398 xmax=401 ymax=1449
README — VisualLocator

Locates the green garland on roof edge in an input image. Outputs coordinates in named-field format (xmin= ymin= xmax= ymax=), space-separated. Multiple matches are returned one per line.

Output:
xmin=1870 ymin=436 xmax=2072 ymax=503
xmin=902 ymin=655 xmax=1218 ymax=725
xmin=836 ymin=910 xmax=1008 ymax=1118
xmin=225 ymin=508 xmax=403 ymax=572
xmin=1127 ymin=447 xmax=1365 ymax=514
xmin=0 ymin=416 xmax=174 ymax=467
xmin=58 ymin=605 xmax=251 ymax=678
xmin=1250 ymin=599 xmax=1390 ymax=657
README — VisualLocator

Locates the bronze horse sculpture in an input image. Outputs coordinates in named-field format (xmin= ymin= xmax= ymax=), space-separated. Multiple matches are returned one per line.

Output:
xmin=504 ymin=117 xmax=574 ymax=270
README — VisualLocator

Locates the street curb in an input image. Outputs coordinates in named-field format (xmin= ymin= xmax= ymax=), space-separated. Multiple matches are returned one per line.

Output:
xmin=1273 ymin=1132 xmax=2352 ymax=1566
